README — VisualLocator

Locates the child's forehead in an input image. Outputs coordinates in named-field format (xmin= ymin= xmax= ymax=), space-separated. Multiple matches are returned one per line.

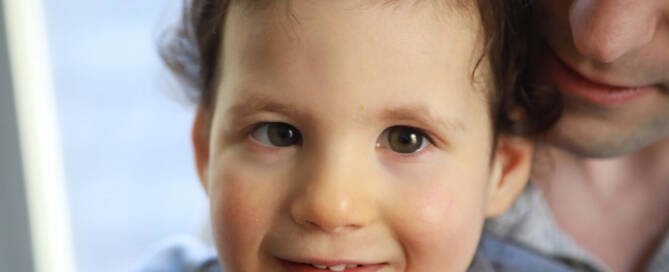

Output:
xmin=219 ymin=0 xmax=491 ymax=113
xmin=232 ymin=0 xmax=479 ymax=30
xmin=235 ymin=0 xmax=477 ymax=14
xmin=224 ymin=0 xmax=484 ymax=78
xmin=217 ymin=0 xmax=491 ymax=125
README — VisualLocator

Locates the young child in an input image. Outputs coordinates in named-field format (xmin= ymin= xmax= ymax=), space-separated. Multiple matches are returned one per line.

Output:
xmin=140 ymin=0 xmax=566 ymax=271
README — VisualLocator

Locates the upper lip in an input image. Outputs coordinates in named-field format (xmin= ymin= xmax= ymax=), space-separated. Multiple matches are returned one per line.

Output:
xmin=545 ymin=45 xmax=656 ymax=89
xmin=280 ymin=257 xmax=385 ymax=266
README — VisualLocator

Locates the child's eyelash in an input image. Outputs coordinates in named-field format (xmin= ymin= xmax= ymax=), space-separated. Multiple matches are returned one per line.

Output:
xmin=249 ymin=122 xmax=302 ymax=147
xmin=239 ymin=122 xmax=262 ymax=138
xmin=377 ymin=125 xmax=438 ymax=155
xmin=416 ymin=129 xmax=436 ymax=145
xmin=390 ymin=125 xmax=440 ymax=147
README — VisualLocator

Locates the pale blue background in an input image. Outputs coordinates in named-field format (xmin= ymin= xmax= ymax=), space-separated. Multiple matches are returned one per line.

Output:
xmin=43 ymin=1 xmax=209 ymax=271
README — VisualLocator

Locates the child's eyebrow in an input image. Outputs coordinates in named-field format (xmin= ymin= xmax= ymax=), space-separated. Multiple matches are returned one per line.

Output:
xmin=226 ymin=95 xmax=300 ymax=119
xmin=225 ymin=95 xmax=309 ymax=127
xmin=224 ymin=94 xmax=309 ymax=129
xmin=379 ymin=106 xmax=466 ymax=139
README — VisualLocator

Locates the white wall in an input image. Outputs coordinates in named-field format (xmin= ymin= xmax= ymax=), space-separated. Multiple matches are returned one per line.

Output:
xmin=42 ymin=0 xmax=209 ymax=271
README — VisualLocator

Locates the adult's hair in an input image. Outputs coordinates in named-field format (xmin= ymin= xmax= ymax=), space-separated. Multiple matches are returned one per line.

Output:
xmin=160 ymin=0 xmax=562 ymax=137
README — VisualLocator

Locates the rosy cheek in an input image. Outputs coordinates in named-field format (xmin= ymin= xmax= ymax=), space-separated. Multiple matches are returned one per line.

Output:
xmin=389 ymin=179 xmax=485 ymax=270
xmin=208 ymin=162 xmax=272 ymax=270
xmin=412 ymin=193 xmax=454 ymax=227
xmin=411 ymin=192 xmax=477 ymax=240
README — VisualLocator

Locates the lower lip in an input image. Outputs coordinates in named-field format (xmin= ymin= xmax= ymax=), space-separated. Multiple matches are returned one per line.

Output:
xmin=543 ymin=49 xmax=654 ymax=107
xmin=278 ymin=259 xmax=386 ymax=272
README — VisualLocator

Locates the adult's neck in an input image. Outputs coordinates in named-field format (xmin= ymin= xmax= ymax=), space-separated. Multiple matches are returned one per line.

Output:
xmin=532 ymin=136 xmax=669 ymax=272
xmin=537 ymin=137 xmax=669 ymax=196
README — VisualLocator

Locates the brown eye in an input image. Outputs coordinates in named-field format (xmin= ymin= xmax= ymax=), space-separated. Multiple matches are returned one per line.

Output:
xmin=383 ymin=126 xmax=428 ymax=154
xmin=251 ymin=123 xmax=302 ymax=147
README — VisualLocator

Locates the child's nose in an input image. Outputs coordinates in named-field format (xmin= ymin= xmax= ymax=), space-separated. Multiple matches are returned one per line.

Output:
xmin=289 ymin=151 xmax=378 ymax=233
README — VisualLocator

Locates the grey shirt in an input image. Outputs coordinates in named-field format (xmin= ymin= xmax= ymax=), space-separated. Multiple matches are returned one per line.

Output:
xmin=485 ymin=183 xmax=669 ymax=272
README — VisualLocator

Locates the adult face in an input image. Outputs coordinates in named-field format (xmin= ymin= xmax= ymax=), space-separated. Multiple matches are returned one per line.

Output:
xmin=535 ymin=0 xmax=669 ymax=157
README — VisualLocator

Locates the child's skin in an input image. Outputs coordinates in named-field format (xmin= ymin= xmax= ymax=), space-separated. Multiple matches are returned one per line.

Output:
xmin=192 ymin=0 xmax=533 ymax=271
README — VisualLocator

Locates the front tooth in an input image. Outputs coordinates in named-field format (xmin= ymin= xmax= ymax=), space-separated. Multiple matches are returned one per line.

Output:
xmin=312 ymin=264 xmax=328 ymax=269
xmin=328 ymin=264 xmax=346 ymax=271
xmin=346 ymin=264 xmax=359 ymax=268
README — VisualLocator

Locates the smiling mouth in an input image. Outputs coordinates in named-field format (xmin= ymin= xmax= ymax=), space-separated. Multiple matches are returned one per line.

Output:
xmin=541 ymin=46 xmax=657 ymax=107
xmin=309 ymin=263 xmax=361 ymax=271
xmin=278 ymin=259 xmax=387 ymax=272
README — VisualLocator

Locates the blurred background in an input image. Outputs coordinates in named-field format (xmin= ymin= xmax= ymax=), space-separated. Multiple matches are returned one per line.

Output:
xmin=0 ymin=0 xmax=209 ymax=271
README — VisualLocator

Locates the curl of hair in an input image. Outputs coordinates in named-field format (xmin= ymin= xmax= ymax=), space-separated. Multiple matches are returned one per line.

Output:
xmin=159 ymin=0 xmax=230 ymax=108
xmin=477 ymin=0 xmax=563 ymax=137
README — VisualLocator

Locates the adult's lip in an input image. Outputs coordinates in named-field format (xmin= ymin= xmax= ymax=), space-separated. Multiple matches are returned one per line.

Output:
xmin=277 ymin=257 xmax=388 ymax=272
xmin=541 ymin=46 xmax=657 ymax=107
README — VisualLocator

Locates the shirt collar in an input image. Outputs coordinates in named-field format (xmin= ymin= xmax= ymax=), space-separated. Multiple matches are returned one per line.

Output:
xmin=485 ymin=183 xmax=613 ymax=271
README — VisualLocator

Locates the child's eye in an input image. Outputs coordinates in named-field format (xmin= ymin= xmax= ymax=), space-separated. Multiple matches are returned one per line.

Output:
xmin=250 ymin=122 xmax=302 ymax=147
xmin=377 ymin=126 xmax=430 ymax=154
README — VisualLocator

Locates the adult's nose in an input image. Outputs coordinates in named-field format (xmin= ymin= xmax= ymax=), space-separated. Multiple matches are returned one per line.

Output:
xmin=569 ymin=0 xmax=658 ymax=63
xmin=289 ymin=149 xmax=378 ymax=233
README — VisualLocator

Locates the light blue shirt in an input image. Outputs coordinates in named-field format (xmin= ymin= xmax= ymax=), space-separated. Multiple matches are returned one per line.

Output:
xmin=486 ymin=183 xmax=669 ymax=272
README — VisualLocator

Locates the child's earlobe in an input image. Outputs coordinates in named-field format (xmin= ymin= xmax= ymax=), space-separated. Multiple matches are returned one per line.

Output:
xmin=192 ymin=106 xmax=211 ymax=192
xmin=485 ymin=135 xmax=533 ymax=217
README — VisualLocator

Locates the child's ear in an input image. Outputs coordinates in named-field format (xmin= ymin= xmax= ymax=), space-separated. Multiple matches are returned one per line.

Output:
xmin=192 ymin=106 xmax=211 ymax=193
xmin=485 ymin=134 xmax=533 ymax=217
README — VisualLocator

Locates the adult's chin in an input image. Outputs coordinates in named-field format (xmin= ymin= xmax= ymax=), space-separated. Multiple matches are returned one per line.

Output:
xmin=544 ymin=111 xmax=669 ymax=158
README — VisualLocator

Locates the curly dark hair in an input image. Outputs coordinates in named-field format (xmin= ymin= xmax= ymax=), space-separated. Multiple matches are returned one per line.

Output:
xmin=160 ymin=0 xmax=562 ymax=138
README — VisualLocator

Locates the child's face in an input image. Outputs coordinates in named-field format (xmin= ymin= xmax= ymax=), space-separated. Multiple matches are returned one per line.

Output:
xmin=193 ymin=1 xmax=531 ymax=271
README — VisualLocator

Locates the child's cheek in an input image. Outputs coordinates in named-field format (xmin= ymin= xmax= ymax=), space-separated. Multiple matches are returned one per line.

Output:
xmin=386 ymin=171 xmax=487 ymax=271
xmin=208 ymin=155 xmax=281 ymax=271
